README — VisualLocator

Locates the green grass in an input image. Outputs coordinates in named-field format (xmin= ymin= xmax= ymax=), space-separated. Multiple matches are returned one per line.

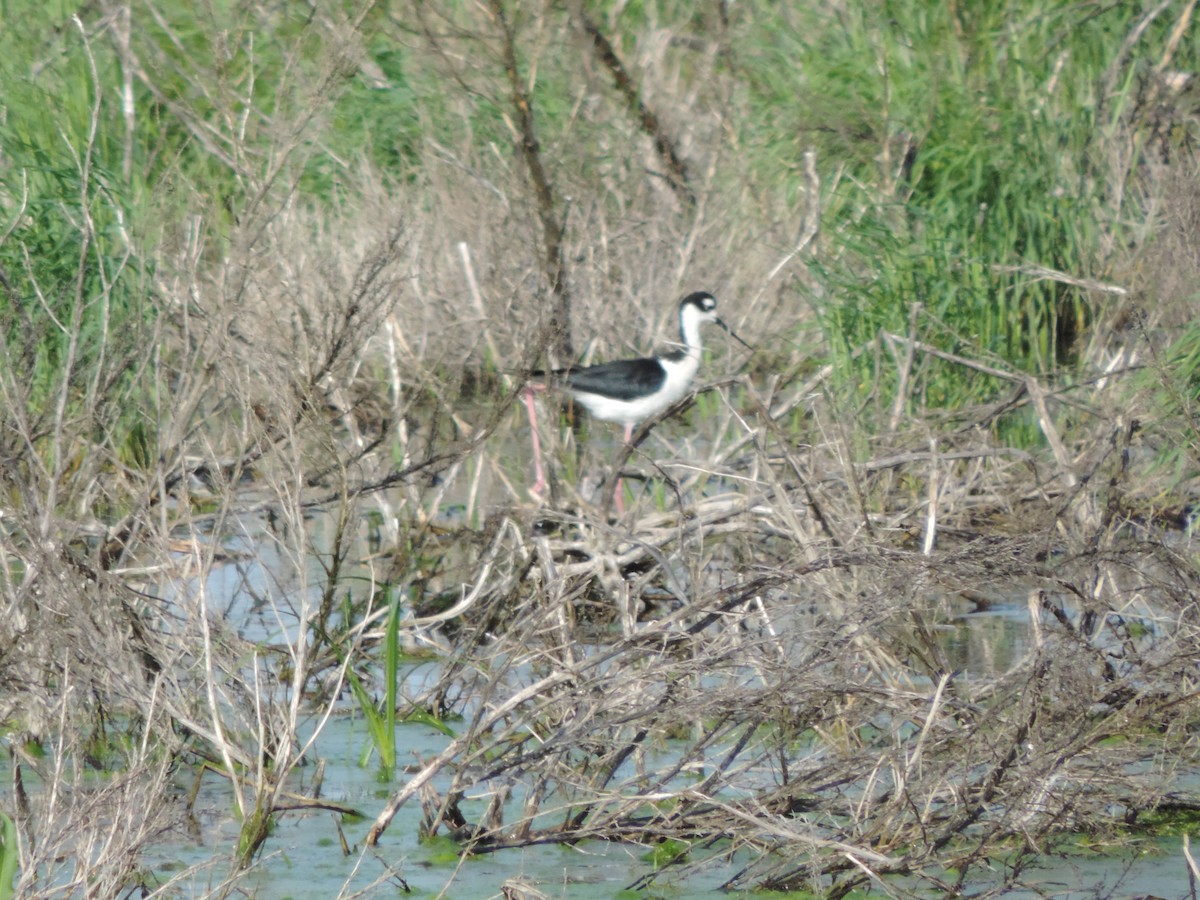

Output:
xmin=1128 ymin=804 xmax=1200 ymax=837
xmin=642 ymin=837 xmax=690 ymax=868
xmin=0 ymin=810 xmax=16 ymax=900
xmin=344 ymin=586 xmax=455 ymax=776
xmin=1137 ymin=322 xmax=1200 ymax=487
xmin=732 ymin=0 xmax=1188 ymax=425
xmin=0 ymin=0 xmax=378 ymax=430
xmin=0 ymin=3 xmax=155 ymax=473
xmin=347 ymin=588 xmax=403 ymax=776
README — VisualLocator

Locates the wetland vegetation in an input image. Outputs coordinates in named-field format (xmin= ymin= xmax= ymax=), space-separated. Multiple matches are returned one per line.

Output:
xmin=3 ymin=0 xmax=1200 ymax=896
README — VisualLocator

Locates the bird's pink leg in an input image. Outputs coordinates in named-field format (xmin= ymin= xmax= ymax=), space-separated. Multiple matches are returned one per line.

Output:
xmin=614 ymin=422 xmax=634 ymax=516
xmin=524 ymin=386 xmax=547 ymax=498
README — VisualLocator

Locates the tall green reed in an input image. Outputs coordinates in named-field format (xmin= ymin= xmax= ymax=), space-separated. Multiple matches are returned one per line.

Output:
xmin=735 ymin=0 xmax=1182 ymax=424
xmin=347 ymin=588 xmax=402 ymax=776
xmin=0 ymin=810 xmax=15 ymax=900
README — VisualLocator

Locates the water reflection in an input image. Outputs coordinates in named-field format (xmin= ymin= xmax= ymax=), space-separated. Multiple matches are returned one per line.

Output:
xmin=942 ymin=601 xmax=1032 ymax=676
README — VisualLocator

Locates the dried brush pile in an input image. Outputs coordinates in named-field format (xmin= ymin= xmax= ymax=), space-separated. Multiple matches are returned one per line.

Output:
xmin=364 ymin=362 xmax=1200 ymax=897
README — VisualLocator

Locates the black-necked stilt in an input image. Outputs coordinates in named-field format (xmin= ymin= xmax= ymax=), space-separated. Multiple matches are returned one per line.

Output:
xmin=524 ymin=291 xmax=749 ymax=511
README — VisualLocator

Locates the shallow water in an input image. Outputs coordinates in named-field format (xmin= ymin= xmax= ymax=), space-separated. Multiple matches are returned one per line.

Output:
xmin=141 ymin=707 xmax=1196 ymax=899
xmin=143 ymin=712 xmax=749 ymax=898
xmin=3 ymin=705 xmax=705 ymax=898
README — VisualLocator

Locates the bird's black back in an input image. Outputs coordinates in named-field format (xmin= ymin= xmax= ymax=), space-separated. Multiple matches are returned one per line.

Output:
xmin=558 ymin=357 xmax=667 ymax=401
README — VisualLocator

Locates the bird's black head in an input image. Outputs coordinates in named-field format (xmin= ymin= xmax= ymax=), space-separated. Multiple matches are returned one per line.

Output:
xmin=680 ymin=291 xmax=717 ymax=314
xmin=677 ymin=290 xmax=753 ymax=352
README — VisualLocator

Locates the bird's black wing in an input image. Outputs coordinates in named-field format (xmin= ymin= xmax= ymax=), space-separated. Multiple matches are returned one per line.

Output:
xmin=559 ymin=357 xmax=666 ymax=401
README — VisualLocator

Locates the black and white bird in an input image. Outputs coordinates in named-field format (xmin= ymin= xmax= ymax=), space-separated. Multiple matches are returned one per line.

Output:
xmin=523 ymin=290 xmax=749 ymax=511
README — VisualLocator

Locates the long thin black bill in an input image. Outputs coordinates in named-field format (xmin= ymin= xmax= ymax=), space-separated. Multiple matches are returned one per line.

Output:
xmin=716 ymin=318 xmax=755 ymax=352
